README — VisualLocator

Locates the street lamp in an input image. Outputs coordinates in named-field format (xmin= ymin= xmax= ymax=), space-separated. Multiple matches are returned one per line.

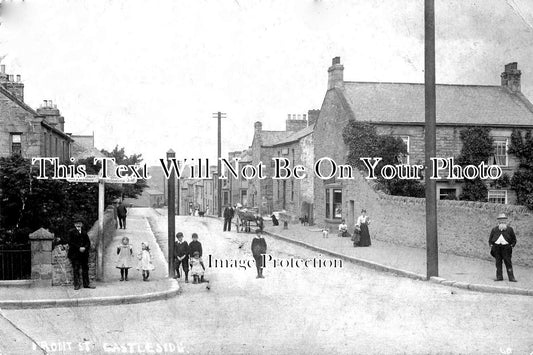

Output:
xmin=167 ymin=149 xmax=176 ymax=278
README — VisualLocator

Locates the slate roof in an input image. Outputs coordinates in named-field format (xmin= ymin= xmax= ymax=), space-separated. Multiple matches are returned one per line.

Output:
xmin=0 ymin=85 xmax=73 ymax=140
xmin=260 ymin=130 xmax=293 ymax=147
xmin=265 ymin=124 xmax=315 ymax=147
xmin=342 ymin=82 xmax=533 ymax=126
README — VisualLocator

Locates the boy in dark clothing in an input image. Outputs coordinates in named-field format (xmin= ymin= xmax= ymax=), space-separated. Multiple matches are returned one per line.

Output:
xmin=188 ymin=233 xmax=204 ymax=282
xmin=251 ymin=229 xmax=267 ymax=279
xmin=174 ymin=232 xmax=189 ymax=282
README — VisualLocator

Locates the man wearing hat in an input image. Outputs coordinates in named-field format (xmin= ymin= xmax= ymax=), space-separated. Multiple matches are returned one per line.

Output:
xmin=489 ymin=213 xmax=517 ymax=282
xmin=174 ymin=232 xmax=189 ymax=282
xmin=251 ymin=229 xmax=267 ymax=279
xmin=67 ymin=218 xmax=95 ymax=290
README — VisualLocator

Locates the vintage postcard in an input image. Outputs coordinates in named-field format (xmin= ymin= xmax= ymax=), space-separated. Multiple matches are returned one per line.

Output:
xmin=0 ymin=1 xmax=532 ymax=354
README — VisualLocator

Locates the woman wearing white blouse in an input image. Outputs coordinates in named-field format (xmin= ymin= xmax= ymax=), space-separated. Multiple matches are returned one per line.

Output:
xmin=355 ymin=209 xmax=371 ymax=247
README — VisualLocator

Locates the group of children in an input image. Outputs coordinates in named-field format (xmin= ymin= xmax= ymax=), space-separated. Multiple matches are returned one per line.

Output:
xmin=174 ymin=232 xmax=206 ymax=284
xmin=115 ymin=237 xmax=155 ymax=281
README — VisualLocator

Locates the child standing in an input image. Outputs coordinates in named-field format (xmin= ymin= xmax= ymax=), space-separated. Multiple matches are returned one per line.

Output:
xmin=322 ymin=226 xmax=329 ymax=238
xmin=137 ymin=241 xmax=155 ymax=281
xmin=116 ymin=236 xmax=133 ymax=281
xmin=189 ymin=251 xmax=205 ymax=284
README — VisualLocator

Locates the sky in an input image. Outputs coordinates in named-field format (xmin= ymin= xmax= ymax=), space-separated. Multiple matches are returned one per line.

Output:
xmin=0 ymin=0 xmax=532 ymax=165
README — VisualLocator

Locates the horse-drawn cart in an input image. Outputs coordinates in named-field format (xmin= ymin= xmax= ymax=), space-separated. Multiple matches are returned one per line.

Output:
xmin=236 ymin=208 xmax=263 ymax=233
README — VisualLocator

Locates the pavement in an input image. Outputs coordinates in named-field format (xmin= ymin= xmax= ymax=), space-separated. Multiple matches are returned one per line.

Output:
xmin=260 ymin=221 xmax=533 ymax=296
xmin=0 ymin=208 xmax=179 ymax=310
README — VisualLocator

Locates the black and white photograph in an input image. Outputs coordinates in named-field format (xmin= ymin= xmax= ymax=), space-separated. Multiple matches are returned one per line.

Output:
xmin=0 ymin=0 xmax=533 ymax=354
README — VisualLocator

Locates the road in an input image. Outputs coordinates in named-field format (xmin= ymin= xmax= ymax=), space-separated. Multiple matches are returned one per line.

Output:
xmin=2 ymin=208 xmax=533 ymax=354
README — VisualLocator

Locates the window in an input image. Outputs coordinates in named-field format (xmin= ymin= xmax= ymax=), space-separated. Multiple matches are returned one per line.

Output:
xmin=325 ymin=187 xmax=342 ymax=219
xmin=333 ymin=189 xmax=342 ymax=218
xmin=291 ymin=180 xmax=294 ymax=201
xmin=399 ymin=136 xmax=410 ymax=164
xmin=241 ymin=190 xmax=247 ymax=206
xmin=325 ymin=189 xmax=331 ymax=219
xmin=11 ymin=134 xmax=21 ymax=155
xmin=223 ymin=191 xmax=229 ymax=206
xmin=439 ymin=188 xmax=457 ymax=200
xmin=490 ymin=139 xmax=508 ymax=166
xmin=488 ymin=190 xmax=507 ymax=204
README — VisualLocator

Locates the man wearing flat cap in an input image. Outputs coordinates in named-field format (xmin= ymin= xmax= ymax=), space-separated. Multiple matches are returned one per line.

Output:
xmin=488 ymin=213 xmax=517 ymax=282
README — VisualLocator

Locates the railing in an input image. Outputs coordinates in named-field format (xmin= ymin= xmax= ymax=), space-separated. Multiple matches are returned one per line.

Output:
xmin=0 ymin=249 xmax=31 ymax=280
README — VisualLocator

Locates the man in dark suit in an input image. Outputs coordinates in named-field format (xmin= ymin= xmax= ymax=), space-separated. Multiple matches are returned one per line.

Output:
xmin=117 ymin=201 xmax=128 ymax=229
xmin=174 ymin=232 xmax=189 ymax=282
xmin=489 ymin=213 xmax=517 ymax=282
xmin=67 ymin=219 xmax=95 ymax=290
xmin=223 ymin=205 xmax=233 ymax=232
xmin=251 ymin=229 xmax=267 ymax=279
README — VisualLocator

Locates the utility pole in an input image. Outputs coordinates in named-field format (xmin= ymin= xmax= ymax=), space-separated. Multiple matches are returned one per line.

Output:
xmin=213 ymin=112 xmax=226 ymax=217
xmin=425 ymin=0 xmax=438 ymax=278
xmin=167 ymin=149 xmax=176 ymax=278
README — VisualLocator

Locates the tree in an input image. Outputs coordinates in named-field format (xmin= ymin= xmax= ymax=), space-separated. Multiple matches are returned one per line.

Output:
xmin=509 ymin=129 xmax=533 ymax=209
xmin=343 ymin=120 xmax=425 ymax=197
xmin=456 ymin=127 xmax=493 ymax=202
xmin=0 ymin=156 xmax=99 ymax=247
xmin=100 ymin=145 xmax=148 ymax=200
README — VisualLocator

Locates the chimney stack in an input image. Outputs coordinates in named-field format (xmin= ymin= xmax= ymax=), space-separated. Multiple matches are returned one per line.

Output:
xmin=0 ymin=65 xmax=25 ymax=101
xmin=328 ymin=56 xmax=344 ymax=90
xmin=286 ymin=113 xmax=308 ymax=132
xmin=501 ymin=62 xmax=521 ymax=93
xmin=37 ymin=99 xmax=65 ymax=132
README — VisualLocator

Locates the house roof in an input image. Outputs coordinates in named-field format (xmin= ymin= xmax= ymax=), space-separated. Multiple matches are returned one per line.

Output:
xmin=70 ymin=141 xmax=106 ymax=159
xmin=238 ymin=149 xmax=252 ymax=162
xmin=342 ymin=82 xmax=533 ymax=126
xmin=0 ymin=85 xmax=73 ymax=140
xmin=266 ymin=123 xmax=315 ymax=147
xmin=260 ymin=130 xmax=293 ymax=147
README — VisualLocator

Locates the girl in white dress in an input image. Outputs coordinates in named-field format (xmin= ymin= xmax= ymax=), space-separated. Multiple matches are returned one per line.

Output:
xmin=116 ymin=237 xmax=133 ymax=281
xmin=189 ymin=251 xmax=205 ymax=284
xmin=137 ymin=241 xmax=155 ymax=281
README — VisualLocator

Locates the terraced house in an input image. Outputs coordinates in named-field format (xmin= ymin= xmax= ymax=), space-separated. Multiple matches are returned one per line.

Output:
xmin=313 ymin=57 xmax=533 ymax=227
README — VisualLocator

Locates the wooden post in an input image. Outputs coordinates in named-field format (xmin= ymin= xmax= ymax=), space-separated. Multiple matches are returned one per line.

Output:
xmin=425 ymin=0 xmax=438 ymax=278
xmin=167 ymin=149 xmax=176 ymax=278
xmin=217 ymin=112 xmax=222 ymax=217
xmin=97 ymin=180 xmax=105 ymax=281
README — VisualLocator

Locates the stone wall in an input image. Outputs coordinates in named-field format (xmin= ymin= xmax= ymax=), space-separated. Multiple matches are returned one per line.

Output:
xmin=52 ymin=206 xmax=117 ymax=285
xmin=343 ymin=169 xmax=533 ymax=267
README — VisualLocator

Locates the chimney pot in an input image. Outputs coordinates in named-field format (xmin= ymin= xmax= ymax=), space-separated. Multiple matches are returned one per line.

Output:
xmin=332 ymin=56 xmax=341 ymax=65
xmin=16 ymin=75 xmax=21 ymax=82
xmin=0 ymin=65 xmax=5 ymax=74
xmin=7 ymin=74 xmax=13 ymax=81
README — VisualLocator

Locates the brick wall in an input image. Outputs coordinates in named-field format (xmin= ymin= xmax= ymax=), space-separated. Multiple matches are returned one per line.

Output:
xmin=52 ymin=206 xmax=117 ymax=285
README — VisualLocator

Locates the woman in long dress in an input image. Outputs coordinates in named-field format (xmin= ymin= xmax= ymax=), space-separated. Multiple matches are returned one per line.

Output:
xmin=355 ymin=209 xmax=371 ymax=247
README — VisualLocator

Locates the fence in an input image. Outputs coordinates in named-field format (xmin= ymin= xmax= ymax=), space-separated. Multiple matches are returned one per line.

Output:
xmin=0 ymin=249 xmax=31 ymax=280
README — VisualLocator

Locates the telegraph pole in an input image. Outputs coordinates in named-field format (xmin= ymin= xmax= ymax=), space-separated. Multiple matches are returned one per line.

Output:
xmin=425 ymin=0 xmax=438 ymax=278
xmin=213 ymin=112 xmax=226 ymax=217
xmin=167 ymin=149 xmax=176 ymax=278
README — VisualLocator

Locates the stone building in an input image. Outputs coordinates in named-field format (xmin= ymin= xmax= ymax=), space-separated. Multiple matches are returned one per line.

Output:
xmin=313 ymin=57 xmax=533 ymax=228
xmin=225 ymin=149 xmax=252 ymax=207
xmin=0 ymin=64 xmax=73 ymax=161
xmin=248 ymin=112 xmax=317 ymax=217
